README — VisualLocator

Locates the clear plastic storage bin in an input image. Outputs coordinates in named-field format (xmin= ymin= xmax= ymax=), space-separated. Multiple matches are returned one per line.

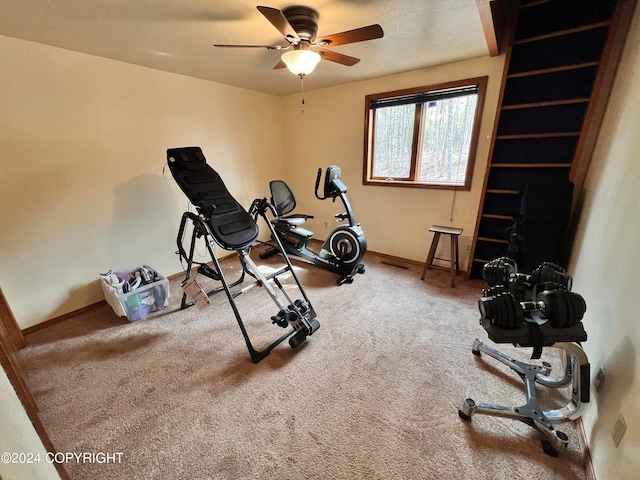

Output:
xmin=101 ymin=266 xmax=169 ymax=322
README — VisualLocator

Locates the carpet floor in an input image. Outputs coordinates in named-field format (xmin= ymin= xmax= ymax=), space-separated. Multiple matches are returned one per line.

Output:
xmin=19 ymin=248 xmax=588 ymax=479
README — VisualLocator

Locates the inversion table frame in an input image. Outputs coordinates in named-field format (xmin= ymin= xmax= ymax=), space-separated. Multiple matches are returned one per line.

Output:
xmin=459 ymin=320 xmax=590 ymax=456
xmin=167 ymin=147 xmax=320 ymax=363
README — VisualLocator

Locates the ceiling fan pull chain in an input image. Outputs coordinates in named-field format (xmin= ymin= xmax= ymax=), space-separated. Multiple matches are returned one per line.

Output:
xmin=300 ymin=74 xmax=305 ymax=113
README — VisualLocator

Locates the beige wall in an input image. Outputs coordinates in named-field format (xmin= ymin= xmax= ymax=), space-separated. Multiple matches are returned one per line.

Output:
xmin=569 ymin=4 xmax=640 ymax=478
xmin=0 ymin=35 xmax=285 ymax=329
xmin=281 ymin=56 xmax=505 ymax=265
xmin=1 ymin=36 xmax=504 ymax=330
xmin=0 ymin=368 xmax=60 ymax=479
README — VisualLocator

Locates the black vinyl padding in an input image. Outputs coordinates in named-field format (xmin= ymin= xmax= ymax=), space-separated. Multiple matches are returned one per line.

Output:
xmin=167 ymin=147 xmax=259 ymax=250
xmin=508 ymin=177 xmax=574 ymax=273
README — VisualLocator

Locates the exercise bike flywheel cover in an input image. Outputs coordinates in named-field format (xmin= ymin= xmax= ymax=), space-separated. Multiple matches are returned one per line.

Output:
xmin=328 ymin=229 xmax=361 ymax=263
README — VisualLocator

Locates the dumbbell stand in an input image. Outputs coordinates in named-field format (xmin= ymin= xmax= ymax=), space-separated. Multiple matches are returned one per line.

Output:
xmin=459 ymin=339 xmax=590 ymax=456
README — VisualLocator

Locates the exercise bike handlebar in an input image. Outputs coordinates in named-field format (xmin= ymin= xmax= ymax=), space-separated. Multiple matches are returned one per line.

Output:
xmin=315 ymin=167 xmax=348 ymax=201
xmin=314 ymin=166 xmax=357 ymax=227
xmin=314 ymin=168 xmax=323 ymax=200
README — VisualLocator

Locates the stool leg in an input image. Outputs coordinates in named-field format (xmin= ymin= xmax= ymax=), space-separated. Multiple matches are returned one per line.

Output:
xmin=421 ymin=232 xmax=441 ymax=280
xmin=454 ymin=236 xmax=460 ymax=276
xmin=450 ymin=234 xmax=456 ymax=287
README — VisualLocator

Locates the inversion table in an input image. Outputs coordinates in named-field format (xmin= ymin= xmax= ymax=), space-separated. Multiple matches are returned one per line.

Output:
xmin=166 ymin=146 xmax=320 ymax=363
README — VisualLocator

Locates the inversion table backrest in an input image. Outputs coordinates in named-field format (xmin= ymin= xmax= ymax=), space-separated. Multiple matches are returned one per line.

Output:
xmin=167 ymin=147 xmax=259 ymax=250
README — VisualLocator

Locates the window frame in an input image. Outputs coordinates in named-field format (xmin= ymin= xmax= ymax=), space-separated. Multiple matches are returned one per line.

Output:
xmin=362 ymin=76 xmax=488 ymax=190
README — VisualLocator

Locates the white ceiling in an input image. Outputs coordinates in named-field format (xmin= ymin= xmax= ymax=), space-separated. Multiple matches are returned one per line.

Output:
xmin=0 ymin=0 xmax=490 ymax=96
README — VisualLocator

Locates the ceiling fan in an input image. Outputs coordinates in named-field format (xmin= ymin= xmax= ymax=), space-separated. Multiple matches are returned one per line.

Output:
xmin=214 ymin=5 xmax=384 ymax=77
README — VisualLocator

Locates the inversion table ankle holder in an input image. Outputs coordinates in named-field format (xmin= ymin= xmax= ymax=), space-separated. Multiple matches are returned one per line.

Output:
xmin=458 ymin=258 xmax=590 ymax=456
xmin=167 ymin=146 xmax=320 ymax=363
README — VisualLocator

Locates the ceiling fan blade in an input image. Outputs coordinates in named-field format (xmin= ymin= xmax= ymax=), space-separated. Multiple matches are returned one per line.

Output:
xmin=214 ymin=44 xmax=283 ymax=49
xmin=316 ymin=24 xmax=384 ymax=47
xmin=273 ymin=60 xmax=286 ymax=70
xmin=317 ymin=48 xmax=360 ymax=67
xmin=257 ymin=6 xmax=301 ymax=44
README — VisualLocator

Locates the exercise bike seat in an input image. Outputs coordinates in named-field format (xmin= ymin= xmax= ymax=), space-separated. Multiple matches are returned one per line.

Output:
xmin=167 ymin=147 xmax=259 ymax=250
xmin=269 ymin=180 xmax=314 ymax=228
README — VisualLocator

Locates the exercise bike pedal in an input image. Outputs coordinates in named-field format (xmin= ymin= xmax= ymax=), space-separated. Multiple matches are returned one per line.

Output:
xmin=259 ymin=246 xmax=280 ymax=259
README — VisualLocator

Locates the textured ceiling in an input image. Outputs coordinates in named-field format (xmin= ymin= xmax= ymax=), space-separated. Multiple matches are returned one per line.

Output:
xmin=0 ymin=0 xmax=489 ymax=96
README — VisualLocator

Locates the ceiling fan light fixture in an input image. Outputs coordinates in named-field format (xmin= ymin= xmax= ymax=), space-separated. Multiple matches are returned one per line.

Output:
xmin=281 ymin=49 xmax=321 ymax=76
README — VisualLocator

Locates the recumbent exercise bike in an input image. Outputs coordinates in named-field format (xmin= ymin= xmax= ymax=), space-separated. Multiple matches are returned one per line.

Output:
xmin=458 ymin=257 xmax=590 ymax=457
xmin=260 ymin=166 xmax=366 ymax=285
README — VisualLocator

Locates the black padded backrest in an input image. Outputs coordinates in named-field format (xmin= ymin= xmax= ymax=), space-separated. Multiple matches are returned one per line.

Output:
xmin=513 ymin=176 xmax=574 ymax=272
xmin=518 ymin=177 xmax=574 ymax=224
xmin=269 ymin=180 xmax=297 ymax=216
xmin=167 ymin=147 xmax=258 ymax=250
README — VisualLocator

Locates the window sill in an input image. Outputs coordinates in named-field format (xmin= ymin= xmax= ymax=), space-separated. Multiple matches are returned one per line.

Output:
xmin=363 ymin=179 xmax=469 ymax=191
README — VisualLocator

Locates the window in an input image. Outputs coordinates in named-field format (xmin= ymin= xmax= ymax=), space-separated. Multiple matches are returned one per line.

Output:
xmin=363 ymin=77 xmax=488 ymax=190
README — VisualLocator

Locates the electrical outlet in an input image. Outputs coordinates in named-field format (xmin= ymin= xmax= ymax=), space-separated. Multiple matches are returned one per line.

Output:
xmin=612 ymin=414 xmax=627 ymax=447
xmin=594 ymin=367 xmax=606 ymax=392
xmin=457 ymin=235 xmax=471 ymax=256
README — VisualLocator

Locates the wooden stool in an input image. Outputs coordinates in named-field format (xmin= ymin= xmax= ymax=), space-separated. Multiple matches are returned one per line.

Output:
xmin=421 ymin=225 xmax=463 ymax=287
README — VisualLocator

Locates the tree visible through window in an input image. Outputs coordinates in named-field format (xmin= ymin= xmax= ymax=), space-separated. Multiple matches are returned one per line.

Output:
xmin=363 ymin=77 xmax=487 ymax=190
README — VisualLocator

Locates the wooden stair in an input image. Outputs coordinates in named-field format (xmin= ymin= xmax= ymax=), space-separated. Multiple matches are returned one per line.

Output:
xmin=468 ymin=0 xmax=633 ymax=278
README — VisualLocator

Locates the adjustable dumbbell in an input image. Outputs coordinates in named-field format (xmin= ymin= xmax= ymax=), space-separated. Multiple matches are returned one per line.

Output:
xmin=536 ymin=288 xmax=587 ymax=328
xmin=482 ymin=257 xmax=518 ymax=287
xmin=478 ymin=292 xmax=524 ymax=329
xmin=483 ymin=258 xmax=572 ymax=291
xmin=479 ymin=288 xmax=586 ymax=330
xmin=530 ymin=262 xmax=573 ymax=290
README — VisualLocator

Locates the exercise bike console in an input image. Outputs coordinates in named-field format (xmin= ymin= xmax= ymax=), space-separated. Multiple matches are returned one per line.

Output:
xmin=261 ymin=166 xmax=367 ymax=285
